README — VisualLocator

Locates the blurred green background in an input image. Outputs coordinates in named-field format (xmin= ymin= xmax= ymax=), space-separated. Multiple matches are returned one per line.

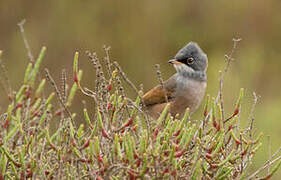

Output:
xmin=1 ymin=0 xmax=281 ymax=178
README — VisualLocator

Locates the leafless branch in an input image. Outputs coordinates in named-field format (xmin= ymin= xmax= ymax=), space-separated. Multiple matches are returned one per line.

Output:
xmin=0 ymin=55 xmax=12 ymax=95
xmin=44 ymin=68 xmax=74 ymax=125
xmin=18 ymin=19 xmax=34 ymax=63
xmin=247 ymin=155 xmax=281 ymax=180
xmin=247 ymin=92 xmax=259 ymax=138
xmin=113 ymin=61 xmax=140 ymax=97
xmin=155 ymin=64 xmax=168 ymax=103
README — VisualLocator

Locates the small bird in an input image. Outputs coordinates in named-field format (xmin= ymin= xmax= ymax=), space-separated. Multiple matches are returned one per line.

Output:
xmin=143 ymin=42 xmax=208 ymax=119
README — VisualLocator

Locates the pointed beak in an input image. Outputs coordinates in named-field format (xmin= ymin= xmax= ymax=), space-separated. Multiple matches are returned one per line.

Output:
xmin=168 ymin=59 xmax=176 ymax=64
xmin=168 ymin=59 xmax=183 ymax=65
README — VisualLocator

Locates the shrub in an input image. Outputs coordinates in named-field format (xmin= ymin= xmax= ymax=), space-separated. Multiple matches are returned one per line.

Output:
xmin=0 ymin=41 xmax=280 ymax=179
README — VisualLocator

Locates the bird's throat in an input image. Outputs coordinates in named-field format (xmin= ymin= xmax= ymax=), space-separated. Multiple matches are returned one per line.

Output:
xmin=174 ymin=65 xmax=207 ymax=82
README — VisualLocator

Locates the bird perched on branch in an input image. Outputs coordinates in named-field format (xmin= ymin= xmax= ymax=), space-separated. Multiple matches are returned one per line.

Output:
xmin=143 ymin=42 xmax=208 ymax=119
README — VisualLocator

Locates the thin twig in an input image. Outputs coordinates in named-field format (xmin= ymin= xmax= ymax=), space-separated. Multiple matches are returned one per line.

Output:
xmin=17 ymin=19 xmax=34 ymax=63
xmin=0 ymin=66 xmax=9 ymax=95
xmin=247 ymin=92 xmax=259 ymax=139
xmin=86 ymin=51 xmax=109 ymax=114
xmin=0 ymin=51 xmax=8 ymax=96
xmin=126 ymin=98 xmax=147 ymax=115
xmin=198 ymin=38 xmax=242 ymax=137
xmin=79 ymin=87 xmax=98 ymax=105
xmin=44 ymin=68 xmax=75 ymax=125
xmin=222 ymin=38 xmax=242 ymax=84
xmin=0 ymin=56 xmax=12 ymax=95
xmin=61 ymin=69 xmax=67 ymax=104
xmin=59 ymin=69 xmax=67 ymax=121
xmin=103 ymin=45 xmax=112 ymax=78
xmin=213 ymin=38 xmax=241 ymax=115
xmin=112 ymin=61 xmax=152 ymax=137
xmin=268 ymin=136 xmax=271 ymax=174
xmin=113 ymin=61 xmax=139 ymax=96
xmin=218 ymin=70 xmax=225 ymax=122
xmin=247 ymin=154 xmax=281 ymax=180
xmin=220 ymin=38 xmax=242 ymax=103
xmin=155 ymin=64 xmax=168 ymax=103
xmin=244 ymin=93 xmax=261 ymax=173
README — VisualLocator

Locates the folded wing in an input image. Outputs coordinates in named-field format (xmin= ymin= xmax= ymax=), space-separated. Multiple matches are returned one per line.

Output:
xmin=142 ymin=75 xmax=177 ymax=106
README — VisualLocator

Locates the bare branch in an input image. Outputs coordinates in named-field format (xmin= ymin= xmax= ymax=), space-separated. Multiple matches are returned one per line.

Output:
xmin=44 ymin=68 xmax=74 ymax=125
xmin=18 ymin=19 xmax=34 ymax=63
xmin=247 ymin=154 xmax=281 ymax=180
xmin=155 ymin=64 xmax=168 ymax=103
xmin=247 ymin=92 xmax=260 ymax=138
xmin=113 ymin=61 xmax=139 ymax=97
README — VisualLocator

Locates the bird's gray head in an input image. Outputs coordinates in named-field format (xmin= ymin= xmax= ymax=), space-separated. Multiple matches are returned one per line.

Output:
xmin=168 ymin=42 xmax=208 ymax=75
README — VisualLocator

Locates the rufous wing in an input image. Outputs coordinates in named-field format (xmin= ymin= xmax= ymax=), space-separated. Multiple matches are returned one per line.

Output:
xmin=142 ymin=75 xmax=177 ymax=106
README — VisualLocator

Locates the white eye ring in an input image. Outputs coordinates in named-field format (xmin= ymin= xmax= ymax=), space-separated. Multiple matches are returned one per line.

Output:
xmin=187 ymin=57 xmax=194 ymax=64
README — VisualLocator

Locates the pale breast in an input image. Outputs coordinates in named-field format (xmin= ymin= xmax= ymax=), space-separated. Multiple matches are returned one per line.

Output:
xmin=171 ymin=77 xmax=207 ymax=116
xmin=145 ymin=76 xmax=207 ymax=119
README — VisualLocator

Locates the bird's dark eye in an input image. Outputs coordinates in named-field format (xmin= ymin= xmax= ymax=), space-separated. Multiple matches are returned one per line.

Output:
xmin=187 ymin=57 xmax=194 ymax=64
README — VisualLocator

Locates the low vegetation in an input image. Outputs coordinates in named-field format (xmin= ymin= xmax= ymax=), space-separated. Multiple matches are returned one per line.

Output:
xmin=0 ymin=40 xmax=280 ymax=179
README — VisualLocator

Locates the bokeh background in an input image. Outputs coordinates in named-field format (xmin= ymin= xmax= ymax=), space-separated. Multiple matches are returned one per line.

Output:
xmin=1 ymin=0 xmax=281 ymax=178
